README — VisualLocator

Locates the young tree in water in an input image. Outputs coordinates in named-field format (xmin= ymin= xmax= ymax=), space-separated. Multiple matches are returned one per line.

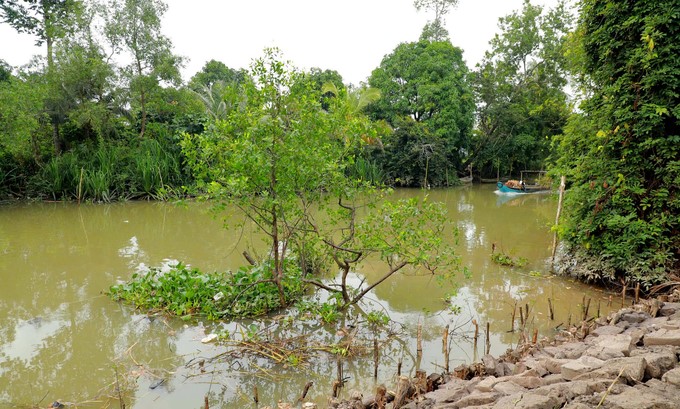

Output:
xmin=183 ymin=49 xmax=461 ymax=309
xmin=104 ymin=0 xmax=182 ymax=138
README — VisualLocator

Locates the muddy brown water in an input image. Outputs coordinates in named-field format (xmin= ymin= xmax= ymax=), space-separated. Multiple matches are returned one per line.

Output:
xmin=0 ymin=185 xmax=616 ymax=408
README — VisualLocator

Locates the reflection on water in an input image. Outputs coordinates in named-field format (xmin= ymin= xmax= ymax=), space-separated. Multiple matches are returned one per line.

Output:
xmin=0 ymin=186 xmax=616 ymax=408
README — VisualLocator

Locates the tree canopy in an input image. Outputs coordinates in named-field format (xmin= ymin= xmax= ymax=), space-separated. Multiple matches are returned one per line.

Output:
xmin=367 ymin=39 xmax=474 ymax=186
xmin=471 ymin=0 xmax=572 ymax=179
xmin=552 ymin=0 xmax=680 ymax=285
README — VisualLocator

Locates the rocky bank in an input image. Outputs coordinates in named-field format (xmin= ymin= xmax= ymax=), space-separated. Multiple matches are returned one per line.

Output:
xmin=323 ymin=292 xmax=680 ymax=409
xmin=399 ymin=296 xmax=680 ymax=408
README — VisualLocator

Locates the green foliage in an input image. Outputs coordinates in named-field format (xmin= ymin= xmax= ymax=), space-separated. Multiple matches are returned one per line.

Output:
xmin=34 ymin=139 xmax=188 ymax=201
xmin=471 ymin=0 xmax=572 ymax=179
xmin=553 ymin=0 xmax=680 ymax=285
xmin=491 ymin=251 xmax=528 ymax=267
xmin=367 ymin=38 xmax=474 ymax=186
xmin=182 ymin=48 xmax=373 ymax=305
xmin=104 ymin=0 xmax=183 ymax=138
xmin=109 ymin=262 xmax=305 ymax=319
xmin=188 ymin=59 xmax=248 ymax=91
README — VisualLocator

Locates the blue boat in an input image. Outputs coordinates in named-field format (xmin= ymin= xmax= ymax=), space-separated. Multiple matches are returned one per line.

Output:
xmin=496 ymin=171 xmax=550 ymax=194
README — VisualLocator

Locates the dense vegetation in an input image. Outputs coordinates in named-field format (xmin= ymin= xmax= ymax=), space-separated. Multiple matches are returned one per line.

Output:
xmin=550 ymin=0 xmax=679 ymax=286
xmin=1 ymin=0 xmax=678 ymax=294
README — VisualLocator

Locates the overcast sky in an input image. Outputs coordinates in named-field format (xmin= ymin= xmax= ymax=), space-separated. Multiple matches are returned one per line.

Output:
xmin=0 ymin=0 xmax=561 ymax=85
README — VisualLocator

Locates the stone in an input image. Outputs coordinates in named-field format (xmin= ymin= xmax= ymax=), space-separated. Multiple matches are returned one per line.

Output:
xmin=585 ymin=345 xmax=626 ymax=361
xmin=592 ymin=333 xmax=634 ymax=356
xmin=475 ymin=376 xmax=499 ymax=392
xmin=641 ymin=350 xmax=678 ymax=379
xmin=603 ymin=386 xmax=677 ymax=409
xmin=541 ymin=358 xmax=570 ymax=374
xmin=507 ymin=375 xmax=544 ymax=389
xmin=492 ymin=381 xmax=526 ymax=396
xmin=541 ymin=374 xmax=565 ymax=385
xmin=661 ymin=367 xmax=680 ymax=386
xmin=592 ymin=325 xmax=624 ymax=337
xmin=449 ymin=391 xmax=499 ymax=408
xmin=662 ymin=320 xmax=680 ymax=330
xmin=561 ymin=356 xmax=605 ymax=381
xmin=492 ymin=392 xmax=564 ymax=409
xmin=482 ymin=354 xmax=497 ymax=375
xmin=619 ymin=311 xmax=652 ymax=324
xmin=658 ymin=302 xmax=680 ymax=317
xmin=573 ymin=356 xmax=646 ymax=384
xmin=644 ymin=328 xmax=680 ymax=347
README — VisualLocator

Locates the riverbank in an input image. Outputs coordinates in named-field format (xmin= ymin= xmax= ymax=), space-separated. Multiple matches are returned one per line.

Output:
xmin=323 ymin=290 xmax=680 ymax=408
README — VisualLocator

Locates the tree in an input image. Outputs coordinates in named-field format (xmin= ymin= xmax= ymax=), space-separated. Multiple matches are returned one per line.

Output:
xmin=0 ymin=0 xmax=84 ymax=154
xmin=188 ymin=59 xmax=247 ymax=91
xmin=0 ymin=70 xmax=49 ymax=164
xmin=413 ymin=0 xmax=459 ymax=42
xmin=367 ymin=39 xmax=474 ymax=186
xmin=413 ymin=0 xmax=458 ymax=26
xmin=0 ymin=59 xmax=11 ymax=82
xmin=182 ymin=49 xmax=460 ymax=309
xmin=104 ymin=0 xmax=182 ymax=138
xmin=471 ymin=0 xmax=571 ymax=179
xmin=552 ymin=0 xmax=680 ymax=285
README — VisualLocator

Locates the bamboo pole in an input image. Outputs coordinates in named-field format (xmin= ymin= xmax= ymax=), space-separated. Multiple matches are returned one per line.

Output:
xmin=551 ymin=175 xmax=567 ymax=270
xmin=443 ymin=324 xmax=450 ymax=373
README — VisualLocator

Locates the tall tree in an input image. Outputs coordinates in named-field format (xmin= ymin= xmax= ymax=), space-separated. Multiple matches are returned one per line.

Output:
xmin=471 ymin=0 xmax=571 ymax=178
xmin=0 ymin=0 xmax=83 ymax=154
xmin=367 ymin=39 xmax=474 ymax=186
xmin=188 ymin=59 xmax=247 ymax=91
xmin=104 ymin=0 xmax=182 ymax=138
xmin=553 ymin=0 xmax=680 ymax=285
xmin=413 ymin=0 xmax=459 ymax=42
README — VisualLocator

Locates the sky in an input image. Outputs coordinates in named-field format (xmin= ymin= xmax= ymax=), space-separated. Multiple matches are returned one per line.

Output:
xmin=0 ymin=0 xmax=562 ymax=86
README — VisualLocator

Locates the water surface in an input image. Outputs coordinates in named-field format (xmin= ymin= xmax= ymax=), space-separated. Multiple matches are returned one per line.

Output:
xmin=0 ymin=185 xmax=614 ymax=408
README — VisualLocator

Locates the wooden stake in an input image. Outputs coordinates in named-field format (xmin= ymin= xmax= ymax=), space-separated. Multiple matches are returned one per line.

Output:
xmin=584 ymin=298 xmax=591 ymax=321
xmin=597 ymin=300 xmax=601 ymax=318
xmin=298 ymin=381 xmax=313 ymax=402
xmin=548 ymin=298 xmax=554 ymax=320
xmin=332 ymin=380 xmax=340 ymax=398
xmin=472 ymin=319 xmax=479 ymax=353
xmin=253 ymin=385 xmax=258 ymax=405
xmin=336 ymin=356 xmax=343 ymax=386
xmin=608 ymin=295 xmax=612 ymax=307
xmin=373 ymin=338 xmax=379 ymax=380
xmin=550 ymin=175 xmax=567 ymax=270
xmin=532 ymin=328 xmax=538 ymax=344
xmin=417 ymin=322 xmax=423 ymax=356
xmin=519 ymin=306 xmax=525 ymax=327
xmin=397 ymin=359 xmax=402 ymax=377
xmin=635 ymin=282 xmax=640 ymax=304
xmin=621 ymin=281 xmax=627 ymax=307
xmin=374 ymin=385 xmax=387 ymax=409
xmin=510 ymin=301 xmax=517 ymax=332
xmin=393 ymin=376 xmax=411 ymax=409
xmin=204 ymin=395 xmax=209 ymax=409
xmin=485 ymin=322 xmax=491 ymax=355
